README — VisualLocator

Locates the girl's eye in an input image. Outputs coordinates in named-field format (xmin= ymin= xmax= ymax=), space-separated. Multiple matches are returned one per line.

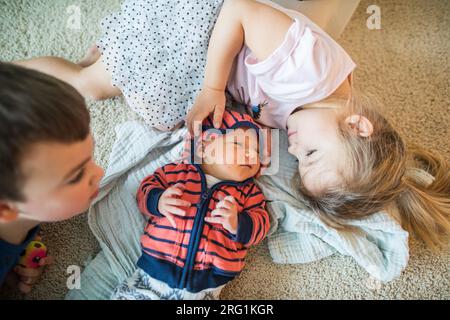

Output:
xmin=68 ymin=168 xmax=85 ymax=185
xmin=306 ymin=150 xmax=317 ymax=157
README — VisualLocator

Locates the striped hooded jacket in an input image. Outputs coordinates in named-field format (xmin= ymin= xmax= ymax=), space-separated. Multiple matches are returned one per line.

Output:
xmin=136 ymin=110 xmax=270 ymax=293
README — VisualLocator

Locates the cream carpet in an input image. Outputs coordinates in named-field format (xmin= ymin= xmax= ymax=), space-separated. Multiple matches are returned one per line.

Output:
xmin=0 ymin=0 xmax=448 ymax=299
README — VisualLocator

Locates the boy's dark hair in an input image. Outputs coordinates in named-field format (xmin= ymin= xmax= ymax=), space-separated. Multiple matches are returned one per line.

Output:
xmin=0 ymin=62 xmax=90 ymax=201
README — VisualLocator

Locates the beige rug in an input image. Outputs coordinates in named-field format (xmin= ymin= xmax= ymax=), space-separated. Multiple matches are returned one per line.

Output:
xmin=0 ymin=0 xmax=448 ymax=299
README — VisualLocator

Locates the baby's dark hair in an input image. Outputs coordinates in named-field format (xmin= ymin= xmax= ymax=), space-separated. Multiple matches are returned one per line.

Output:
xmin=0 ymin=62 xmax=90 ymax=201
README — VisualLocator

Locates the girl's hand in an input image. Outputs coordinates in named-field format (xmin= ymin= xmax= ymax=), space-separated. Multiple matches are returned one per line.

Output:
xmin=12 ymin=256 xmax=54 ymax=294
xmin=186 ymin=86 xmax=226 ymax=136
xmin=157 ymin=183 xmax=191 ymax=228
xmin=205 ymin=196 xmax=238 ymax=235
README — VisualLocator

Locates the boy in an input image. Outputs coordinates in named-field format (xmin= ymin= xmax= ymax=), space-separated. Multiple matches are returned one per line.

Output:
xmin=0 ymin=63 xmax=104 ymax=294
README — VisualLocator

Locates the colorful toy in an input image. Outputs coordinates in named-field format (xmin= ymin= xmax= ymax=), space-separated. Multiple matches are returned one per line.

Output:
xmin=19 ymin=241 xmax=47 ymax=268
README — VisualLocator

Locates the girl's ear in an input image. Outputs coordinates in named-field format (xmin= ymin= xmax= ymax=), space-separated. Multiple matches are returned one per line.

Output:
xmin=345 ymin=115 xmax=374 ymax=137
xmin=0 ymin=203 xmax=19 ymax=223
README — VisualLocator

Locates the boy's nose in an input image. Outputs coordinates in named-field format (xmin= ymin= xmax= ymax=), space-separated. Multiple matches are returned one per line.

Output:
xmin=90 ymin=164 xmax=105 ymax=186
xmin=96 ymin=165 xmax=105 ymax=181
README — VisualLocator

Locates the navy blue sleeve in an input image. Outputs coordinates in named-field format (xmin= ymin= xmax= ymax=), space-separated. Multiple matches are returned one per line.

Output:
xmin=0 ymin=226 xmax=39 ymax=287
xmin=231 ymin=212 xmax=253 ymax=244
xmin=146 ymin=188 xmax=166 ymax=217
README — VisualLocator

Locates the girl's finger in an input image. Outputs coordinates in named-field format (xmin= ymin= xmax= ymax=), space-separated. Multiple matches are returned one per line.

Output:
xmin=165 ymin=197 xmax=191 ymax=208
xmin=192 ymin=117 xmax=204 ymax=137
xmin=186 ymin=115 xmax=193 ymax=136
xmin=213 ymin=104 xmax=225 ymax=128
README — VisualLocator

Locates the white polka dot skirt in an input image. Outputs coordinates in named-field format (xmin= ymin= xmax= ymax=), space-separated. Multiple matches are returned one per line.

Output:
xmin=97 ymin=0 xmax=224 ymax=130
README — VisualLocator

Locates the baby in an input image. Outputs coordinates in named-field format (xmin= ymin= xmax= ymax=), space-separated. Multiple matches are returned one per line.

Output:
xmin=111 ymin=110 xmax=269 ymax=300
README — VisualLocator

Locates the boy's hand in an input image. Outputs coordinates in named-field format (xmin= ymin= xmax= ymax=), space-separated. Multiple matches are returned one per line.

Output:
xmin=11 ymin=256 xmax=54 ymax=294
xmin=158 ymin=183 xmax=191 ymax=228
xmin=205 ymin=196 xmax=238 ymax=234
xmin=186 ymin=86 xmax=226 ymax=136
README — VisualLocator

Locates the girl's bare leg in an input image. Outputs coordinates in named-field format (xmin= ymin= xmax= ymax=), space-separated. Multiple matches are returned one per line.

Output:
xmin=13 ymin=56 xmax=121 ymax=101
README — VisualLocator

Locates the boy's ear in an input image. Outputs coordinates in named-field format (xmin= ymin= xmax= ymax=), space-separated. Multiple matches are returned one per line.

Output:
xmin=0 ymin=203 xmax=19 ymax=223
xmin=345 ymin=115 xmax=374 ymax=137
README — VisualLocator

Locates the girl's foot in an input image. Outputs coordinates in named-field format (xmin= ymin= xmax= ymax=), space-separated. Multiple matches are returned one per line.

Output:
xmin=78 ymin=45 xmax=101 ymax=67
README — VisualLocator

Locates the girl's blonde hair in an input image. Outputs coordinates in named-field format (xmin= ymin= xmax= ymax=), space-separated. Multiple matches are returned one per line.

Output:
xmin=296 ymin=92 xmax=450 ymax=251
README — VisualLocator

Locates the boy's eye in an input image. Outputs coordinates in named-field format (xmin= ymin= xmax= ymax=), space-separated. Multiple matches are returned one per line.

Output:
xmin=68 ymin=168 xmax=85 ymax=185
xmin=306 ymin=150 xmax=317 ymax=157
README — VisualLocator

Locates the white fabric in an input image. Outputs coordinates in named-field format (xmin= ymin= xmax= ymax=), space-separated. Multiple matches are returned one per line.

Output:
xmin=111 ymin=268 xmax=223 ymax=300
xmin=205 ymin=174 xmax=222 ymax=188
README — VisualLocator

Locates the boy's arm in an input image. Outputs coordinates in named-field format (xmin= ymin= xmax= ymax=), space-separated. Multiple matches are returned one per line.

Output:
xmin=235 ymin=185 xmax=270 ymax=246
xmin=136 ymin=166 xmax=170 ymax=217
xmin=187 ymin=0 xmax=294 ymax=134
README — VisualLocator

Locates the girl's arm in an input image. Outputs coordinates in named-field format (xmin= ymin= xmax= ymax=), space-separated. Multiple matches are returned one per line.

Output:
xmin=186 ymin=0 xmax=294 ymax=135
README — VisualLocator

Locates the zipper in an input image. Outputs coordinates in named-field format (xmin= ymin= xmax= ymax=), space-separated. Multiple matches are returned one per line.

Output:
xmin=178 ymin=164 xmax=253 ymax=289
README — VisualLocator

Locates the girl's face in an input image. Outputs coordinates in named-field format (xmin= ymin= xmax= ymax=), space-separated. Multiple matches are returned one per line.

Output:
xmin=12 ymin=134 xmax=104 ymax=222
xmin=286 ymin=107 xmax=345 ymax=195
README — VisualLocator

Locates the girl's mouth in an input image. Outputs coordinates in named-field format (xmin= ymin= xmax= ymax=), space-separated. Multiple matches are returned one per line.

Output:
xmin=288 ymin=130 xmax=297 ymax=137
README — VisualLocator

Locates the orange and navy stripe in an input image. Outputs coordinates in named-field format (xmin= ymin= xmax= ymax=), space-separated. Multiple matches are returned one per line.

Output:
xmin=136 ymin=162 xmax=269 ymax=292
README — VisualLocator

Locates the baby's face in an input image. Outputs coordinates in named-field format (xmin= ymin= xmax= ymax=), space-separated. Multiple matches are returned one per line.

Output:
xmin=11 ymin=134 xmax=104 ymax=222
xmin=202 ymin=127 xmax=260 ymax=182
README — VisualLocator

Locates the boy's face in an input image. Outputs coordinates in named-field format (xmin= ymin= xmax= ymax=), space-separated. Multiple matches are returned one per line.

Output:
xmin=202 ymin=128 xmax=260 ymax=181
xmin=11 ymin=134 xmax=104 ymax=222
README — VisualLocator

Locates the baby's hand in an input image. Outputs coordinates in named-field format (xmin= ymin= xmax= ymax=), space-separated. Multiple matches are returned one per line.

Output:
xmin=158 ymin=183 xmax=191 ymax=228
xmin=12 ymin=256 xmax=54 ymax=294
xmin=205 ymin=196 xmax=238 ymax=235
xmin=186 ymin=86 xmax=226 ymax=136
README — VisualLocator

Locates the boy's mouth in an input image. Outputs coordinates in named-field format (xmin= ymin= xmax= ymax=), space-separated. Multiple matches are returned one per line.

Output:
xmin=89 ymin=189 xmax=99 ymax=200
